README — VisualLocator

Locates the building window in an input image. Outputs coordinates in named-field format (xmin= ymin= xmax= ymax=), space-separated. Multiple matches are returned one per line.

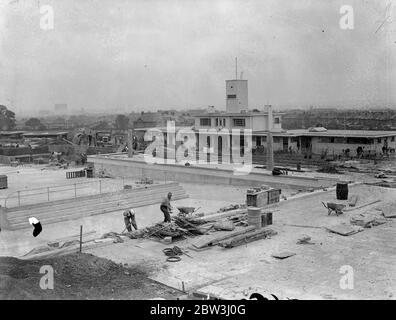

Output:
xmin=223 ymin=118 xmax=226 ymax=126
xmin=200 ymin=118 xmax=211 ymax=126
xmin=215 ymin=118 xmax=219 ymax=126
xmin=256 ymin=136 xmax=261 ymax=146
xmin=392 ymin=136 xmax=395 ymax=142
xmin=330 ymin=137 xmax=335 ymax=143
xmin=227 ymin=94 xmax=237 ymax=99
xmin=274 ymin=117 xmax=280 ymax=124
xmin=233 ymin=118 xmax=246 ymax=127
xmin=378 ymin=138 xmax=381 ymax=143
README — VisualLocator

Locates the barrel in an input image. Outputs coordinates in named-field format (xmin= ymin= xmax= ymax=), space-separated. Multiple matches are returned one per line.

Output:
xmin=336 ymin=182 xmax=348 ymax=200
xmin=248 ymin=207 xmax=262 ymax=228
xmin=86 ymin=168 xmax=94 ymax=178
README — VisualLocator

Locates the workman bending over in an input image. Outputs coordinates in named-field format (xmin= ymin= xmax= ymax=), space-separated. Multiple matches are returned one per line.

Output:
xmin=123 ymin=208 xmax=138 ymax=232
xmin=160 ymin=192 xmax=173 ymax=223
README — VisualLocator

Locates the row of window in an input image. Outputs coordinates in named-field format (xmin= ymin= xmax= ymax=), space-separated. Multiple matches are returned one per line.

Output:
xmin=318 ymin=137 xmax=395 ymax=144
xmin=199 ymin=118 xmax=246 ymax=127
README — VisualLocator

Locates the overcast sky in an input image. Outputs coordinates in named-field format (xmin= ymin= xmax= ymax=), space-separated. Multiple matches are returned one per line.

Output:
xmin=0 ymin=0 xmax=395 ymax=115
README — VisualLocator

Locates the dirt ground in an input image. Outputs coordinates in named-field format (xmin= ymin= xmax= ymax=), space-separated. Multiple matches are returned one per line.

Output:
xmin=0 ymin=252 xmax=181 ymax=300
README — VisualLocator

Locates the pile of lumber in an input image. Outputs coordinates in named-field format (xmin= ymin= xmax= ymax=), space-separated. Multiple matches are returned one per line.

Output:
xmin=219 ymin=204 xmax=246 ymax=212
xmin=190 ymin=225 xmax=277 ymax=250
xmin=138 ymin=216 xmax=213 ymax=241
xmin=218 ymin=228 xmax=277 ymax=248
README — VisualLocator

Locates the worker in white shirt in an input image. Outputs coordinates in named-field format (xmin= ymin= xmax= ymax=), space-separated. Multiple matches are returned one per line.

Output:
xmin=28 ymin=217 xmax=42 ymax=237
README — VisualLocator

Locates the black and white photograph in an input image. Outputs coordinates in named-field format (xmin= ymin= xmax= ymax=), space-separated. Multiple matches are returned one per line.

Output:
xmin=0 ymin=0 xmax=395 ymax=306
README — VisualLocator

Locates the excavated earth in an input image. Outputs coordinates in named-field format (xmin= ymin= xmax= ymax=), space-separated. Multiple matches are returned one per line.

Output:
xmin=0 ymin=252 xmax=181 ymax=299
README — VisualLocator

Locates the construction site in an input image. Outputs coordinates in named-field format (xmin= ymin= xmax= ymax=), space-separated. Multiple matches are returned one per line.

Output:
xmin=1 ymin=0 xmax=396 ymax=305
xmin=1 ymin=132 xmax=396 ymax=300
xmin=1 ymin=75 xmax=396 ymax=300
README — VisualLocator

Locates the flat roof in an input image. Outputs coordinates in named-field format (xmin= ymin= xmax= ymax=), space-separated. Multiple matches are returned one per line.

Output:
xmin=134 ymin=126 xmax=194 ymax=131
xmin=22 ymin=131 xmax=69 ymax=137
xmin=195 ymin=112 xmax=285 ymax=117
xmin=254 ymin=129 xmax=396 ymax=138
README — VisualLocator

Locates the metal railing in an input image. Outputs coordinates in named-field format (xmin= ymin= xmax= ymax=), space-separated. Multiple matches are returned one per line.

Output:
xmin=1 ymin=177 xmax=133 ymax=209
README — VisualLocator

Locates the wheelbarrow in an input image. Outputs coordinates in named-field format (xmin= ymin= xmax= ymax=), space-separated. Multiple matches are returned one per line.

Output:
xmin=177 ymin=206 xmax=200 ymax=217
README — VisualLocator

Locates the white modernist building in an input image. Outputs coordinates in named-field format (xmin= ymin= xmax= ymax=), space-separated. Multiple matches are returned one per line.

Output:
xmin=193 ymin=77 xmax=396 ymax=159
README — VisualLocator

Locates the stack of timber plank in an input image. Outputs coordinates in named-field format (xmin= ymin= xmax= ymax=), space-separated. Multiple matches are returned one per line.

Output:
xmin=190 ymin=226 xmax=257 ymax=250
xmin=218 ymin=228 xmax=277 ymax=248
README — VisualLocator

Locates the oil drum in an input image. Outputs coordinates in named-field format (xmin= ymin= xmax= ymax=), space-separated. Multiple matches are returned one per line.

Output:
xmin=336 ymin=182 xmax=348 ymax=200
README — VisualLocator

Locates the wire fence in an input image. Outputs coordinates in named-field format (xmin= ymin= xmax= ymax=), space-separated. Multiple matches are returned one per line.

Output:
xmin=0 ymin=177 xmax=137 ymax=209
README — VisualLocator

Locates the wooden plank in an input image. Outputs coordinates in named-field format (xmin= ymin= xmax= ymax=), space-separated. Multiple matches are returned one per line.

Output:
xmin=272 ymin=251 xmax=296 ymax=259
xmin=348 ymin=195 xmax=359 ymax=207
xmin=344 ymin=200 xmax=381 ymax=212
xmin=191 ymin=226 xmax=256 ymax=249
xmin=326 ymin=224 xmax=363 ymax=236
xmin=218 ymin=228 xmax=277 ymax=248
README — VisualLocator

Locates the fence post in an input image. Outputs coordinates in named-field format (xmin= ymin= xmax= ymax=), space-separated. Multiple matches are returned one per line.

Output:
xmin=47 ymin=187 xmax=50 ymax=202
xmin=17 ymin=191 xmax=20 ymax=206
xmin=79 ymin=225 xmax=83 ymax=253
xmin=74 ymin=183 xmax=77 ymax=198
xmin=99 ymin=180 xmax=102 ymax=194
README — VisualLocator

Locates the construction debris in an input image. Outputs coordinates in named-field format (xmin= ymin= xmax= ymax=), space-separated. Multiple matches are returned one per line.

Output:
xmin=350 ymin=210 xmax=387 ymax=228
xmin=213 ymin=220 xmax=235 ymax=231
xmin=219 ymin=204 xmax=246 ymax=212
xmin=317 ymin=164 xmax=341 ymax=174
xmin=344 ymin=199 xmax=381 ymax=212
xmin=191 ymin=226 xmax=256 ymax=249
xmin=163 ymin=246 xmax=184 ymax=262
xmin=218 ymin=228 xmax=277 ymax=248
xmin=272 ymin=251 xmax=296 ymax=259
xmin=101 ymin=232 xmax=125 ymax=243
xmin=297 ymin=235 xmax=315 ymax=245
xmin=326 ymin=223 xmax=363 ymax=236
xmin=377 ymin=202 xmax=396 ymax=218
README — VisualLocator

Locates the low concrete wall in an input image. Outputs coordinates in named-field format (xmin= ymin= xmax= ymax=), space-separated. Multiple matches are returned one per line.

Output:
xmin=0 ymin=207 xmax=10 ymax=229
xmin=89 ymin=155 xmax=334 ymax=190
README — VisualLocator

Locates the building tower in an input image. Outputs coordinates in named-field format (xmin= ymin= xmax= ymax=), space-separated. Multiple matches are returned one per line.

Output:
xmin=225 ymin=80 xmax=248 ymax=113
xmin=225 ymin=59 xmax=248 ymax=113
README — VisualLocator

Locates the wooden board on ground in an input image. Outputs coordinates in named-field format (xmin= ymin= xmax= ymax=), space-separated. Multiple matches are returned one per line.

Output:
xmin=218 ymin=228 xmax=277 ymax=248
xmin=272 ymin=251 xmax=296 ymax=259
xmin=344 ymin=200 xmax=381 ymax=212
xmin=191 ymin=226 xmax=256 ymax=249
xmin=326 ymin=224 xmax=363 ymax=236
xmin=378 ymin=202 xmax=396 ymax=218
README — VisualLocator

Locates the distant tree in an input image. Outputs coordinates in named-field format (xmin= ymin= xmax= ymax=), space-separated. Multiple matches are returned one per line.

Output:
xmin=25 ymin=117 xmax=44 ymax=130
xmin=92 ymin=120 xmax=110 ymax=130
xmin=0 ymin=105 xmax=16 ymax=130
xmin=114 ymin=114 xmax=129 ymax=130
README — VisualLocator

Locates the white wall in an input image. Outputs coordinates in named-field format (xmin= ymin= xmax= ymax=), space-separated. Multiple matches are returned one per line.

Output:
xmin=226 ymin=80 xmax=248 ymax=113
